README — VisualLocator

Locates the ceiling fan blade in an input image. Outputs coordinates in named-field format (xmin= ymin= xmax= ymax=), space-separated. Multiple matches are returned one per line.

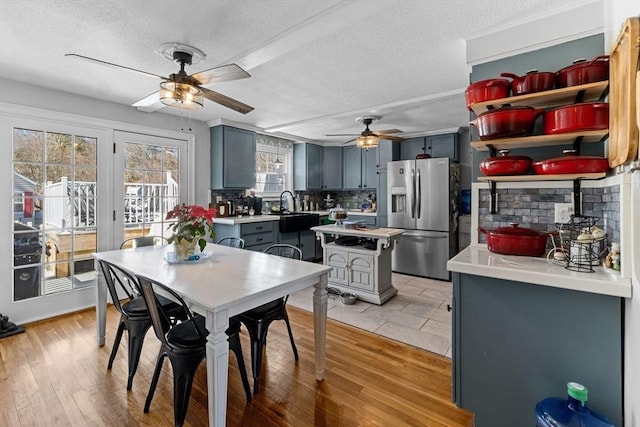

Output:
xmin=201 ymin=87 xmax=254 ymax=114
xmin=373 ymin=129 xmax=403 ymax=135
xmin=65 ymin=54 xmax=167 ymax=80
xmin=342 ymin=138 xmax=357 ymax=145
xmin=378 ymin=135 xmax=406 ymax=142
xmin=326 ymin=133 xmax=360 ymax=137
xmin=132 ymin=91 xmax=165 ymax=112
xmin=191 ymin=63 xmax=251 ymax=85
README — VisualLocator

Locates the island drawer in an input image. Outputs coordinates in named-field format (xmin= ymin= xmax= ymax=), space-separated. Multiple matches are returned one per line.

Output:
xmin=243 ymin=231 xmax=274 ymax=248
xmin=241 ymin=221 xmax=274 ymax=235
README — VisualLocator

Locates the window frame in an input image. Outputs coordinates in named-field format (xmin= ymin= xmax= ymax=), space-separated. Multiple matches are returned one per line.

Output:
xmin=254 ymin=142 xmax=293 ymax=199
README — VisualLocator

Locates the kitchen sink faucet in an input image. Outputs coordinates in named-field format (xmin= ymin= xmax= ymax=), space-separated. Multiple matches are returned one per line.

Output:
xmin=280 ymin=190 xmax=296 ymax=213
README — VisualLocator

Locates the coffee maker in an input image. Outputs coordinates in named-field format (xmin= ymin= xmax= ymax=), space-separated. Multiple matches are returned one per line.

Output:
xmin=247 ymin=194 xmax=263 ymax=215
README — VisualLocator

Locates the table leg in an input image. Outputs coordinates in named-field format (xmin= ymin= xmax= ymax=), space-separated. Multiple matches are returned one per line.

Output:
xmin=205 ymin=309 xmax=230 ymax=427
xmin=94 ymin=258 xmax=107 ymax=346
xmin=313 ymin=273 xmax=328 ymax=381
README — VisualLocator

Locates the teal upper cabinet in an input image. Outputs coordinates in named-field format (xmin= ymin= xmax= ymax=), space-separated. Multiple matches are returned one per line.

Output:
xmin=294 ymin=143 xmax=323 ymax=190
xmin=376 ymin=139 xmax=400 ymax=169
xmin=400 ymin=137 xmax=426 ymax=160
xmin=342 ymin=146 xmax=377 ymax=190
xmin=210 ymin=125 xmax=256 ymax=189
xmin=322 ymin=146 xmax=343 ymax=190
xmin=400 ymin=133 xmax=460 ymax=162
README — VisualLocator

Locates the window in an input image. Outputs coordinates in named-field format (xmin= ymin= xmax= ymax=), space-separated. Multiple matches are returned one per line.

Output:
xmin=255 ymin=135 xmax=293 ymax=197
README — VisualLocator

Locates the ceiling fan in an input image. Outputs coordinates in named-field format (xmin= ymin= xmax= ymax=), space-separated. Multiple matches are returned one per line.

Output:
xmin=65 ymin=42 xmax=254 ymax=114
xmin=326 ymin=115 xmax=406 ymax=148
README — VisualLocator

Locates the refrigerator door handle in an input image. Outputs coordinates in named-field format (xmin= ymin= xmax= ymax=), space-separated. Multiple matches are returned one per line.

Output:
xmin=410 ymin=168 xmax=416 ymax=219
xmin=416 ymin=168 xmax=421 ymax=219
xmin=402 ymin=231 xmax=448 ymax=239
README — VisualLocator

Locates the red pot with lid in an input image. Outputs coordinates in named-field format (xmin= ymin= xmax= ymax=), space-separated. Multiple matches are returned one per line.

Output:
xmin=555 ymin=55 xmax=610 ymax=88
xmin=479 ymin=150 xmax=532 ymax=176
xmin=543 ymin=102 xmax=609 ymax=135
xmin=532 ymin=150 xmax=609 ymax=175
xmin=465 ymin=78 xmax=511 ymax=110
xmin=470 ymin=105 xmax=544 ymax=140
xmin=500 ymin=70 xmax=555 ymax=95
xmin=479 ymin=223 xmax=552 ymax=256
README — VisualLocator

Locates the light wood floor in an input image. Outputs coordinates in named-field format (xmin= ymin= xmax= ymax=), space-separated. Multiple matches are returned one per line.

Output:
xmin=0 ymin=305 xmax=473 ymax=426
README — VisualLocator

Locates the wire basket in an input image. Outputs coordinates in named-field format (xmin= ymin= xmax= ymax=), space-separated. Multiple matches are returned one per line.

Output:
xmin=553 ymin=215 xmax=607 ymax=273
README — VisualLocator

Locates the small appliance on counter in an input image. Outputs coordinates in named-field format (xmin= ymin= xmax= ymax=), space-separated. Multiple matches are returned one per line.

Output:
xmin=324 ymin=194 xmax=336 ymax=209
xmin=247 ymin=194 xmax=262 ymax=215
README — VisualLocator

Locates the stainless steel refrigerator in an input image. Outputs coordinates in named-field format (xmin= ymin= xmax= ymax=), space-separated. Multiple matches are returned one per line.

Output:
xmin=387 ymin=157 xmax=460 ymax=280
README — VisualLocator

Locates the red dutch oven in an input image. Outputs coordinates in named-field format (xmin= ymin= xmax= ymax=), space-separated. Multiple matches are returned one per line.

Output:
xmin=465 ymin=78 xmax=511 ymax=110
xmin=479 ymin=150 xmax=532 ymax=176
xmin=479 ymin=223 xmax=552 ymax=256
xmin=555 ymin=55 xmax=610 ymax=88
xmin=470 ymin=105 xmax=544 ymax=140
xmin=500 ymin=70 xmax=555 ymax=95
xmin=532 ymin=150 xmax=609 ymax=175
xmin=543 ymin=102 xmax=609 ymax=134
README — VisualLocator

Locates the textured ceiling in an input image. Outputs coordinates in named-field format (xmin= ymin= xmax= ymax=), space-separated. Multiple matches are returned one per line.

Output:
xmin=0 ymin=0 xmax=585 ymax=143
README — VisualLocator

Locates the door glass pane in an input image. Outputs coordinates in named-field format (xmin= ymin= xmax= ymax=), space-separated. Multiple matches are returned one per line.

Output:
xmin=13 ymin=128 xmax=99 ymax=301
xmin=123 ymin=141 xmax=180 ymax=244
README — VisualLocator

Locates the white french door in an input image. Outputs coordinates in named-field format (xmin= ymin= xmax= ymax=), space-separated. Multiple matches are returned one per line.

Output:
xmin=112 ymin=131 xmax=189 ymax=249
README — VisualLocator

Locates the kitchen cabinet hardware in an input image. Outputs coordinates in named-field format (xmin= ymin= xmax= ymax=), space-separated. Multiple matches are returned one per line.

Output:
xmin=447 ymin=304 xmax=452 ymax=312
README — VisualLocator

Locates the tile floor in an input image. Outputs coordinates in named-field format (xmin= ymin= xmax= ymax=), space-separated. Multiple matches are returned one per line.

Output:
xmin=287 ymin=272 xmax=453 ymax=357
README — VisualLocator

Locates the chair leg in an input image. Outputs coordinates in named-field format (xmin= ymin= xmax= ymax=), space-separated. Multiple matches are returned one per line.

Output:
xmin=228 ymin=331 xmax=252 ymax=402
xmin=125 ymin=319 xmax=152 ymax=390
xmin=144 ymin=350 xmax=167 ymax=413
xmin=107 ymin=319 xmax=126 ymax=370
xmin=282 ymin=310 xmax=299 ymax=361
xmin=248 ymin=320 xmax=272 ymax=394
xmin=171 ymin=352 xmax=205 ymax=427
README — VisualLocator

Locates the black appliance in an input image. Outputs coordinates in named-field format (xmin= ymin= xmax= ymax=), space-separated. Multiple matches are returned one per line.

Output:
xmin=13 ymin=222 xmax=41 ymax=300
xmin=247 ymin=195 xmax=263 ymax=215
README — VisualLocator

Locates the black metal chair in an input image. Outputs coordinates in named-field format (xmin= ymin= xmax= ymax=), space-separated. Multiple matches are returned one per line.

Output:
xmin=234 ymin=243 xmax=301 ymax=393
xmin=98 ymin=259 xmax=183 ymax=390
xmin=216 ymin=237 xmax=245 ymax=249
xmin=120 ymin=235 xmax=168 ymax=249
xmin=138 ymin=275 xmax=252 ymax=427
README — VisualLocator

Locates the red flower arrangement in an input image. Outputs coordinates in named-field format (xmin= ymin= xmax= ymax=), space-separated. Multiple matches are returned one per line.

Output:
xmin=165 ymin=204 xmax=216 ymax=252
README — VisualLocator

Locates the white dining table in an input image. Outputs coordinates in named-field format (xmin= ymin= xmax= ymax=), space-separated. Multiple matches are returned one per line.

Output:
xmin=93 ymin=243 xmax=331 ymax=427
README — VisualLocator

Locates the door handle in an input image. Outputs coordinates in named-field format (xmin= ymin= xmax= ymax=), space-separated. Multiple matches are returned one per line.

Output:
xmin=410 ymin=168 xmax=416 ymax=219
xmin=416 ymin=168 xmax=421 ymax=219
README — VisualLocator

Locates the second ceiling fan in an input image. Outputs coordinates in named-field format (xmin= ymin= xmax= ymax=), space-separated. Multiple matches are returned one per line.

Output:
xmin=326 ymin=115 xmax=406 ymax=147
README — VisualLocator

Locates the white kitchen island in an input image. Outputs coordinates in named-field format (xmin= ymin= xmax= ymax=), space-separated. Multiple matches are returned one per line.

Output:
xmin=311 ymin=224 xmax=403 ymax=304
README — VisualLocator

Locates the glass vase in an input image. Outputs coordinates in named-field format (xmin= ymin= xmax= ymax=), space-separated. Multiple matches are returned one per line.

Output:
xmin=174 ymin=238 xmax=197 ymax=261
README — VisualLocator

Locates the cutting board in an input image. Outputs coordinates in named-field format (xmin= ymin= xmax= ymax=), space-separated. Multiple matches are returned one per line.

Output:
xmin=609 ymin=17 xmax=640 ymax=168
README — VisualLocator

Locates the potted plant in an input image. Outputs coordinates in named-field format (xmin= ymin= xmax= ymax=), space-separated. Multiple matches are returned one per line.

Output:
xmin=166 ymin=204 xmax=216 ymax=261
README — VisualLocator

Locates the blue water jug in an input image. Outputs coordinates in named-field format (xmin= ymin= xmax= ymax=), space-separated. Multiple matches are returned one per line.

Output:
xmin=535 ymin=382 xmax=615 ymax=427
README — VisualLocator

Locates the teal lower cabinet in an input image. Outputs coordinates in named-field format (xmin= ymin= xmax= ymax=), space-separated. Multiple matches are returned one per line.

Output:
xmin=213 ymin=221 xmax=277 ymax=252
xmin=278 ymin=230 xmax=318 ymax=261
xmin=452 ymin=272 xmax=622 ymax=427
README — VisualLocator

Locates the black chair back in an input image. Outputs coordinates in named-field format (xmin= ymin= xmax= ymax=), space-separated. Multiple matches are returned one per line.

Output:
xmin=263 ymin=243 xmax=302 ymax=260
xmin=216 ymin=237 xmax=246 ymax=249
xmin=120 ymin=236 xmax=168 ymax=249
xmin=137 ymin=275 xmax=207 ymax=347
xmin=99 ymin=260 xmax=140 ymax=313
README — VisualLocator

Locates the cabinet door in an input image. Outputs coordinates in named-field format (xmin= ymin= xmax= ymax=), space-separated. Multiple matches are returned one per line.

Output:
xmin=342 ymin=146 xmax=362 ymax=189
xmin=326 ymin=249 xmax=348 ymax=285
xmin=348 ymin=253 xmax=374 ymax=291
xmin=362 ymin=148 xmax=377 ymax=189
xmin=210 ymin=126 xmax=256 ymax=189
xmin=278 ymin=232 xmax=299 ymax=248
xmin=400 ymin=137 xmax=425 ymax=160
xmin=323 ymin=147 xmax=343 ymax=189
xmin=299 ymin=230 xmax=317 ymax=261
xmin=306 ymin=143 xmax=324 ymax=189
xmin=428 ymin=133 xmax=460 ymax=162
xmin=377 ymin=139 xmax=399 ymax=169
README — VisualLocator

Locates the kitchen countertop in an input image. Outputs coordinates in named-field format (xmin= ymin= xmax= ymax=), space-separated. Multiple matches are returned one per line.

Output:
xmin=214 ymin=210 xmax=378 ymax=225
xmin=311 ymin=224 xmax=403 ymax=240
xmin=447 ymin=245 xmax=632 ymax=298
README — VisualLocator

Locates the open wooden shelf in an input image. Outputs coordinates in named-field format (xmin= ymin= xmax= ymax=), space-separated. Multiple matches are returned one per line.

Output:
xmin=469 ymin=80 xmax=609 ymax=115
xmin=477 ymin=172 xmax=606 ymax=182
xmin=471 ymin=129 xmax=609 ymax=151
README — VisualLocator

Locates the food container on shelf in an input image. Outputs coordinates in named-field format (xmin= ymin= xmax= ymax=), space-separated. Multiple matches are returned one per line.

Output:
xmin=479 ymin=223 xmax=553 ymax=256
xmin=532 ymin=150 xmax=609 ymax=175
xmin=464 ymin=78 xmax=511 ymax=110
xmin=470 ymin=105 xmax=544 ymax=140
xmin=479 ymin=149 xmax=532 ymax=176
xmin=500 ymin=70 xmax=555 ymax=95
xmin=555 ymin=55 xmax=610 ymax=88
xmin=543 ymin=102 xmax=609 ymax=134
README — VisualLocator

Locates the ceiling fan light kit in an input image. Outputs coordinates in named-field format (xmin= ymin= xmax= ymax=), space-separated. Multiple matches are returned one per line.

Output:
xmin=356 ymin=134 xmax=379 ymax=148
xmin=160 ymin=81 xmax=203 ymax=109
